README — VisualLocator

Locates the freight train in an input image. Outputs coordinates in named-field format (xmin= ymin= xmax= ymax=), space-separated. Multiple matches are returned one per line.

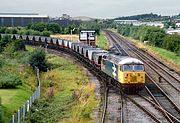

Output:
xmin=1 ymin=34 xmax=145 ymax=93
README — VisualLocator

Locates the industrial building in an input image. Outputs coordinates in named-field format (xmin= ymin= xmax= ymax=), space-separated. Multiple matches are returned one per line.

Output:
xmin=0 ymin=13 xmax=49 ymax=27
xmin=114 ymin=20 xmax=164 ymax=28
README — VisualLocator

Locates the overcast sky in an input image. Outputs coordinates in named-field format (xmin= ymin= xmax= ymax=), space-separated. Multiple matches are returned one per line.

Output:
xmin=0 ymin=0 xmax=180 ymax=18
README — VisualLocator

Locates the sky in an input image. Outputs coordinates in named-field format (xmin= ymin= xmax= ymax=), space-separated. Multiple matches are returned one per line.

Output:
xmin=0 ymin=0 xmax=180 ymax=19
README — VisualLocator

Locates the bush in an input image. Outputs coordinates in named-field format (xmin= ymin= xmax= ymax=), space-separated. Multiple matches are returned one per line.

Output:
xmin=0 ymin=73 xmax=22 ymax=88
xmin=47 ymin=23 xmax=61 ymax=33
xmin=17 ymin=29 xmax=25 ymax=35
xmin=5 ymin=28 xmax=11 ymax=34
xmin=3 ymin=39 xmax=26 ymax=55
xmin=29 ymin=48 xmax=48 ymax=72
xmin=30 ymin=22 xmax=47 ymax=32
xmin=31 ymin=30 xmax=41 ymax=36
xmin=9 ymin=28 xmax=18 ymax=34
xmin=0 ymin=35 xmax=12 ymax=52
xmin=24 ymin=30 xmax=32 ymax=35
xmin=14 ymin=39 xmax=26 ymax=51
xmin=42 ymin=31 xmax=51 ymax=37
xmin=0 ymin=27 xmax=7 ymax=33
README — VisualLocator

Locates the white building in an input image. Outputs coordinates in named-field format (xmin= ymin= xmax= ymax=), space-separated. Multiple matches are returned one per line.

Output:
xmin=114 ymin=20 xmax=164 ymax=28
xmin=167 ymin=29 xmax=180 ymax=35
xmin=114 ymin=20 xmax=138 ymax=25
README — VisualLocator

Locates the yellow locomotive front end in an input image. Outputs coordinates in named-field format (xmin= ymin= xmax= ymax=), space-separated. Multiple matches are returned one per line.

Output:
xmin=101 ymin=54 xmax=145 ymax=93
xmin=118 ymin=64 xmax=145 ymax=92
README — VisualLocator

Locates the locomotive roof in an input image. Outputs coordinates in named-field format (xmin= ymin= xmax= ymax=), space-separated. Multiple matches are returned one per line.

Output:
xmin=105 ymin=54 xmax=143 ymax=65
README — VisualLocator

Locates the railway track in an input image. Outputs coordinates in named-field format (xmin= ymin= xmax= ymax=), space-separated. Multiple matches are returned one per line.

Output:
xmin=104 ymin=30 xmax=180 ymax=122
xmin=125 ymin=95 xmax=168 ymax=123
xmin=101 ymin=86 xmax=123 ymax=123
xmin=100 ymin=86 xmax=167 ymax=123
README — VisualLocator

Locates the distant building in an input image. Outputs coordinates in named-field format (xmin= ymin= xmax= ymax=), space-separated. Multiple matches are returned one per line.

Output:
xmin=61 ymin=14 xmax=71 ymax=20
xmin=166 ymin=29 xmax=180 ymax=35
xmin=71 ymin=16 xmax=95 ymax=21
xmin=114 ymin=20 xmax=138 ymax=25
xmin=0 ymin=13 xmax=49 ymax=27
xmin=114 ymin=20 xmax=164 ymax=28
xmin=141 ymin=22 xmax=164 ymax=28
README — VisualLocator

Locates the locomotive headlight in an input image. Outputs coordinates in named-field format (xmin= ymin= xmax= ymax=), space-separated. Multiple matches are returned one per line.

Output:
xmin=124 ymin=74 xmax=128 ymax=77
xmin=124 ymin=74 xmax=128 ymax=81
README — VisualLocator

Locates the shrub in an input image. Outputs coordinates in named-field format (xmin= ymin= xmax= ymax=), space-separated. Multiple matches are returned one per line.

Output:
xmin=0 ymin=35 xmax=12 ymax=52
xmin=5 ymin=28 xmax=11 ymax=34
xmin=42 ymin=31 xmax=51 ymax=37
xmin=10 ymin=28 xmax=18 ymax=34
xmin=30 ymin=22 xmax=47 ymax=32
xmin=24 ymin=30 xmax=32 ymax=35
xmin=0 ymin=73 xmax=22 ymax=88
xmin=31 ymin=30 xmax=41 ymax=36
xmin=47 ymin=23 xmax=60 ymax=33
xmin=29 ymin=48 xmax=48 ymax=72
xmin=18 ymin=29 xmax=26 ymax=35
xmin=0 ymin=27 xmax=7 ymax=33
xmin=3 ymin=39 xmax=26 ymax=55
xmin=13 ymin=39 xmax=26 ymax=51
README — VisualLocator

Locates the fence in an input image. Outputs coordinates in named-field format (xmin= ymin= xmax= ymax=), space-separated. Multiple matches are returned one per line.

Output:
xmin=8 ymin=68 xmax=41 ymax=123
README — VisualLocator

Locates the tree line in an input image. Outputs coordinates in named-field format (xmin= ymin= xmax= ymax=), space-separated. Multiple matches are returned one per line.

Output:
xmin=0 ymin=21 xmax=102 ymax=37
xmin=114 ymin=13 xmax=180 ymax=22
xmin=117 ymin=25 xmax=180 ymax=55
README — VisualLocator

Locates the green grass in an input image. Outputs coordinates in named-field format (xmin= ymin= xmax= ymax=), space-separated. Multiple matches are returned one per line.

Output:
xmin=25 ymin=53 xmax=99 ymax=123
xmin=96 ymin=32 xmax=109 ymax=49
xmin=109 ymin=28 xmax=117 ymax=32
xmin=147 ymin=45 xmax=180 ymax=66
xmin=0 ymin=86 xmax=32 ymax=121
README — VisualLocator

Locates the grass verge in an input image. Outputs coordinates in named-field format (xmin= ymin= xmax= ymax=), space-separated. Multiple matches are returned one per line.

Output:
xmin=96 ymin=32 xmax=109 ymax=50
xmin=0 ymin=46 xmax=37 ymax=122
xmin=0 ymin=87 xmax=32 ymax=121
xmin=25 ymin=53 xmax=99 ymax=123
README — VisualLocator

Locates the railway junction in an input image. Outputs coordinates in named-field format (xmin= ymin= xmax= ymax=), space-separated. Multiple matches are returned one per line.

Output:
xmin=0 ymin=31 xmax=180 ymax=123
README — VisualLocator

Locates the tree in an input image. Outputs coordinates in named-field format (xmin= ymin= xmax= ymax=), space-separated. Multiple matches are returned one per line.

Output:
xmin=47 ymin=23 xmax=61 ymax=33
xmin=163 ymin=34 xmax=180 ymax=54
xmin=29 ymin=48 xmax=48 ymax=72
xmin=30 ymin=22 xmax=47 ymax=32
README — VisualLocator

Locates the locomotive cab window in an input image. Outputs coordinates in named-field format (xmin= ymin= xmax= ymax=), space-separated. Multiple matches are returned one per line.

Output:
xmin=123 ymin=65 xmax=133 ymax=71
xmin=134 ymin=65 xmax=144 ymax=71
